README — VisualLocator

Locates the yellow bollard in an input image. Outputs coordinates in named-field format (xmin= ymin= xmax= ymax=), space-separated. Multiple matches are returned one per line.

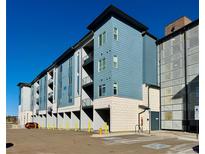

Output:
xmin=99 ymin=128 xmax=102 ymax=135
xmin=66 ymin=122 xmax=69 ymax=129
xmin=39 ymin=124 xmax=40 ymax=129
xmin=88 ymin=121 xmax=91 ymax=133
xmin=48 ymin=124 xmax=50 ymax=129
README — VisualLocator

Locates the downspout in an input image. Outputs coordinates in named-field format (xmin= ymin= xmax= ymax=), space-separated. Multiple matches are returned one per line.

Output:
xmin=148 ymin=86 xmax=151 ymax=134
xmin=183 ymin=31 xmax=189 ymax=132
xmin=138 ymin=109 xmax=146 ymax=131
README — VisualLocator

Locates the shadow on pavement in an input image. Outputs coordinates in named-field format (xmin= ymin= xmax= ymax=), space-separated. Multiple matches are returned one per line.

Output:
xmin=6 ymin=143 xmax=14 ymax=148
xmin=192 ymin=145 xmax=199 ymax=153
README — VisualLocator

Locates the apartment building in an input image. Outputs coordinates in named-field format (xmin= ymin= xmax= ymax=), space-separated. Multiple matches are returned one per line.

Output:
xmin=18 ymin=5 xmax=160 ymax=132
xmin=157 ymin=17 xmax=199 ymax=133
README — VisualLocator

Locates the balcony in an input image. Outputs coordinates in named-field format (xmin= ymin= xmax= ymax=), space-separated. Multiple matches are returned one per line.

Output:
xmin=48 ymin=91 xmax=53 ymax=102
xmin=82 ymin=53 xmax=93 ymax=66
xmin=82 ymin=76 xmax=93 ymax=87
xmin=36 ymin=109 xmax=39 ymax=115
xmin=82 ymin=98 xmax=92 ymax=107
xmin=36 ymin=98 xmax=39 ymax=105
xmin=48 ymin=78 xmax=53 ymax=85
xmin=36 ymin=86 xmax=39 ymax=94
xmin=47 ymin=106 xmax=53 ymax=114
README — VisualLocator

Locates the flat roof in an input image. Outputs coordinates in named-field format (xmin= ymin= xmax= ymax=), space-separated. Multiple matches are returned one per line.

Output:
xmin=157 ymin=19 xmax=199 ymax=44
xmin=17 ymin=82 xmax=31 ymax=88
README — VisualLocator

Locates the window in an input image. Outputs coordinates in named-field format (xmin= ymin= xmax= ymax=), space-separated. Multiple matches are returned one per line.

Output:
xmin=113 ymin=27 xmax=118 ymax=40
xmin=99 ymin=84 xmax=106 ymax=97
xmin=113 ymin=82 xmax=118 ymax=95
xmin=113 ymin=55 xmax=118 ymax=68
xmin=98 ymin=31 xmax=106 ymax=47
xmin=98 ymin=58 xmax=106 ymax=72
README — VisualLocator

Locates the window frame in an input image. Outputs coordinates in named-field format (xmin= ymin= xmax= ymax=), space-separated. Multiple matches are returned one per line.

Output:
xmin=113 ymin=81 xmax=118 ymax=95
xmin=113 ymin=27 xmax=118 ymax=41
xmin=113 ymin=55 xmax=118 ymax=68
xmin=99 ymin=84 xmax=106 ymax=97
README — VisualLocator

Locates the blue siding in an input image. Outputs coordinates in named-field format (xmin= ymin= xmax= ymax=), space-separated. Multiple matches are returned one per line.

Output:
xmin=111 ymin=17 xmax=143 ymax=100
xmin=94 ymin=19 xmax=113 ymax=99
xmin=143 ymin=35 xmax=157 ymax=85
xmin=94 ymin=17 xmax=144 ymax=100
xmin=57 ymin=56 xmax=75 ymax=107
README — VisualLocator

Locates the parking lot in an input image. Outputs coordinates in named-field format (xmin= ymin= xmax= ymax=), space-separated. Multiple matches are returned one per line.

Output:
xmin=7 ymin=128 xmax=198 ymax=154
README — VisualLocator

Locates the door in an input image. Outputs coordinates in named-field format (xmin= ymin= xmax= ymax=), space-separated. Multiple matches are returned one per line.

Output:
xmin=151 ymin=111 xmax=159 ymax=130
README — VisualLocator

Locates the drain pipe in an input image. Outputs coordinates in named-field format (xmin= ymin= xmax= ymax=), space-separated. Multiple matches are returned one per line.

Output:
xmin=138 ymin=109 xmax=146 ymax=131
xmin=148 ymin=86 xmax=151 ymax=134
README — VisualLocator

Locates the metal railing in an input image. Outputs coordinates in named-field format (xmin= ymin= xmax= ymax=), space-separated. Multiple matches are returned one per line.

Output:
xmin=82 ymin=98 xmax=92 ymax=107
xmin=82 ymin=76 xmax=93 ymax=86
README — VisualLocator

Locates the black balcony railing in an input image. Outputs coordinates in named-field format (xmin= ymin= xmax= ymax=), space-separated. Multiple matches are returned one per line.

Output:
xmin=82 ymin=53 xmax=93 ymax=65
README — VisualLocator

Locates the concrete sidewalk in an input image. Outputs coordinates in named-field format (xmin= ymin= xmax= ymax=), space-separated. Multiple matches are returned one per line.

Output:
xmin=92 ymin=130 xmax=199 ymax=142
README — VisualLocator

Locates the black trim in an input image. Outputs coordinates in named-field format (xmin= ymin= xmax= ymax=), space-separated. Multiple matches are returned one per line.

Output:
xmin=183 ymin=31 xmax=189 ymax=132
xmin=87 ymin=5 xmax=148 ymax=32
xmin=17 ymin=82 xmax=31 ymax=87
xmin=142 ymin=32 xmax=158 ymax=40
xmin=30 ymin=32 xmax=93 ymax=85
xmin=157 ymin=19 xmax=199 ymax=44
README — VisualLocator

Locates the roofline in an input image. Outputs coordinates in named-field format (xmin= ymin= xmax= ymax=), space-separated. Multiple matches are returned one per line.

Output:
xmin=165 ymin=16 xmax=192 ymax=27
xmin=145 ymin=83 xmax=160 ymax=89
xmin=30 ymin=31 xmax=93 ymax=84
xmin=87 ymin=5 xmax=148 ymax=32
xmin=157 ymin=19 xmax=199 ymax=44
xmin=142 ymin=31 xmax=158 ymax=40
xmin=17 ymin=82 xmax=31 ymax=88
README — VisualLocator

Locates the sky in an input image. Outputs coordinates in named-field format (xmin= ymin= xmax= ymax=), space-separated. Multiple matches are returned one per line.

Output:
xmin=6 ymin=0 xmax=199 ymax=115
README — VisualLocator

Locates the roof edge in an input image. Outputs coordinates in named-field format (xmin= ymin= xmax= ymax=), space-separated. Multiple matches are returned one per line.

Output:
xmin=157 ymin=19 xmax=199 ymax=44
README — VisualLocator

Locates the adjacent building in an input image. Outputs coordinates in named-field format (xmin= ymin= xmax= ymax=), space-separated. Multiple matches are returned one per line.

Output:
xmin=18 ymin=5 xmax=160 ymax=132
xmin=157 ymin=17 xmax=199 ymax=132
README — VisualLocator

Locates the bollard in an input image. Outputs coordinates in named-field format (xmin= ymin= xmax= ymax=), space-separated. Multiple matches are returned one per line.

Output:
xmin=88 ymin=121 xmax=91 ymax=133
xmin=39 ymin=124 xmax=40 ymax=129
xmin=48 ymin=124 xmax=50 ymax=129
xmin=99 ymin=128 xmax=102 ymax=135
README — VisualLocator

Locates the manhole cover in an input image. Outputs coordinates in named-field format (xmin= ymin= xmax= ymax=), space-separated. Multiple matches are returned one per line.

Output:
xmin=143 ymin=143 xmax=171 ymax=150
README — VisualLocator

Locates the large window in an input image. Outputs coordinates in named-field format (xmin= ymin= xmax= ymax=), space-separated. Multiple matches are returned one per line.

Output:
xmin=98 ymin=58 xmax=106 ymax=72
xmin=113 ymin=27 xmax=118 ymax=40
xmin=98 ymin=31 xmax=106 ymax=47
xmin=99 ymin=84 xmax=106 ymax=97
xmin=113 ymin=55 xmax=118 ymax=68
xmin=113 ymin=82 xmax=118 ymax=95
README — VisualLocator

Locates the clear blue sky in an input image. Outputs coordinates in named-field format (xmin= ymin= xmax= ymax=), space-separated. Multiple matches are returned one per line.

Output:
xmin=7 ymin=0 xmax=199 ymax=115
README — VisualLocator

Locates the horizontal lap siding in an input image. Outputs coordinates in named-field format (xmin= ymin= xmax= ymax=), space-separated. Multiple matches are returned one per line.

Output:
xmin=111 ymin=17 xmax=143 ymax=100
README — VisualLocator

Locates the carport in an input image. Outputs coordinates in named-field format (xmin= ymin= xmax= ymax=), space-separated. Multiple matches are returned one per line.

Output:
xmin=94 ymin=108 xmax=110 ymax=132
xmin=64 ymin=112 xmax=71 ymax=129
xmin=81 ymin=106 xmax=93 ymax=130
xmin=71 ymin=111 xmax=80 ymax=129
xmin=58 ymin=112 xmax=64 ymax=129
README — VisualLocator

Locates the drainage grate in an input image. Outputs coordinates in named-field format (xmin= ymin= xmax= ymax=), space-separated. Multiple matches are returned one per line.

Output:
xmin=143 ymin=143 xmax=171 ymax=150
